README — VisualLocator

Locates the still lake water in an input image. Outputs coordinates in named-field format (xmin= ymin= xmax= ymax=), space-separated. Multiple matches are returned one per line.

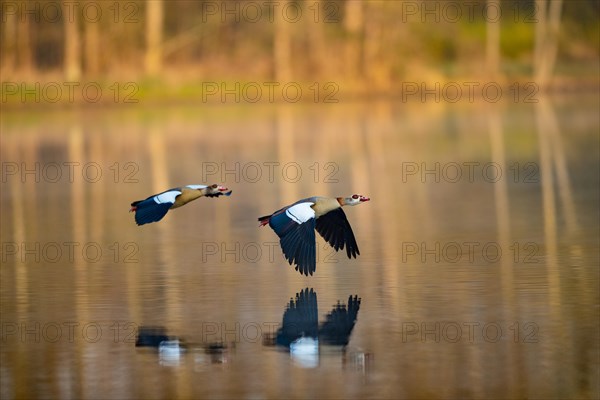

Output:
xmin=1 ymin=96 xmax=599 ymax=399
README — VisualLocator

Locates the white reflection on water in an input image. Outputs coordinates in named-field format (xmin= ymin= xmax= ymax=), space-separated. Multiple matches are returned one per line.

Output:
xmin=1 ymin=96 xmax=599 ymax=399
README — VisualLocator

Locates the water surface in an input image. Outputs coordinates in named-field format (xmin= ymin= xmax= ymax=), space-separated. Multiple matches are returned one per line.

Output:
xmin=1 ymin=96 xmax=599 ymax=399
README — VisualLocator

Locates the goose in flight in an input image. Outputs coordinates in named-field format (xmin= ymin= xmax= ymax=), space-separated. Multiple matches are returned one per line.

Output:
xmin=258 ymin=194 xmax=369 ymax=275
xmin=130 ymin=184 xmax=231 ymax=226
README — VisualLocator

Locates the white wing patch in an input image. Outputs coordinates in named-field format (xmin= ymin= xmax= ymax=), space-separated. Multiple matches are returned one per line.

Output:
xmin=290 ymin=337 xmax=319 ymax=355
xmin=185 ymin=184 xmax=207 ymax=190
xmin=154 ymin=190 xmax=181 ymax=204
xmin=290 ymin=337 xmax=319 ymax=368
xmin=285 ymin=202 xmax=315 ymax=224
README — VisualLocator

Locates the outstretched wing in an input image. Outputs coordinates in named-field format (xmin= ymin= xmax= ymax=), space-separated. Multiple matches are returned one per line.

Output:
xmin=269 ymin=202 xmax=317 ymax=276
xmin=319 ymin=295 xmax=361 ymax=346
xmin=315 ymin=208 xmax=360 ymax=259
xmin=133 ymin=189 xmax=180 ymax=226
xmin=276 ymin=288 xmax=319 ymax=347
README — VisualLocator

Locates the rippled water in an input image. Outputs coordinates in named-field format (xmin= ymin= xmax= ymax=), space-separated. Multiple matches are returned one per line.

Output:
xmin=1 ymin=96 xmax=599 ymax=399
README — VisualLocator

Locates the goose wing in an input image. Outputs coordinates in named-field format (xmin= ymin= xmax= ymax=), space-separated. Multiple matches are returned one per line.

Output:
xmin=315 ymin=208 xmax=360 ymax=259
xmin=276 ymin=288 xmax=319 ymax=347
xmin=269 ymin=202 xmax=317 ymax=276
xmin=132 ymin=189 xmax=181 ymax=226
xmin=319 ymin=295 xmax=361 ymax=346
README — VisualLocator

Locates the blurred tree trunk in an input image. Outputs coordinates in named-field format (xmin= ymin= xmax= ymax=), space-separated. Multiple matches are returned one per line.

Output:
xmin=344 ymin=0 xmax=364 ymax=80
xmin=84 ymin=2 xmax=100 ymax=76
xmin=307 ymin=0 xmax=325 ymax=76
xmin=363 ymin=2 xmax=390 ymax=89
xmin=274 ymin=0 xmax=292 ymax=81
xmin=533 ymin=0 xmax=547 ymax=68
xmin=363 ymin=17 xmax=378 ymax=81
xmin=17 ymin=16 xmax=33 ymax=72
xmin=486 ymin=0 xmax=501 ymax=77
xmin=534 ymin=0 xmax=563 ymax=88
xmin=64 ymin=3 xmax=81 ymax=80
xmin=145 ymin=0 xmax=163 ymax=76
xmin=2 ymin=7 xmax=17 ymax=73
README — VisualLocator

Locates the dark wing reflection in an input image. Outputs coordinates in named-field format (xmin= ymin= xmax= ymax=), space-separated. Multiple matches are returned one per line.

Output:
xmin=319 ymin=295 xmax=361 ymax=346
xmin=135 ymin=326 xmax=171 ymax=347
xmin=263 ymin=289 xmax=367 ymax=370
xmin=267 ymin=289 xmax=362 ymax=349
xmin=275 ymin=288 xmax=319 ymax=347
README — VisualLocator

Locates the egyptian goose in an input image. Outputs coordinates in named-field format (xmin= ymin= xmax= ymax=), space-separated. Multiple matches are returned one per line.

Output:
xmin=258 ymin=194 xmax=369 ymax=275
xmin=130 ymin=184 xmax=231 ymax=226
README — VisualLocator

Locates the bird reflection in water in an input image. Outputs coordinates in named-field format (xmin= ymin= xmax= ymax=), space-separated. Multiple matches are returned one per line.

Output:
xmin=135 ymin=326 xmax=234 ymax=367
xmin=135 ymin=326 xmax=171 ymax=347
xmin=135 ymin=326 xmax=186 ymax=366
xmin=203 ymin=342 xmax=234 ymax=365
xmin=263 ymin=288 xmax=371 ymax=371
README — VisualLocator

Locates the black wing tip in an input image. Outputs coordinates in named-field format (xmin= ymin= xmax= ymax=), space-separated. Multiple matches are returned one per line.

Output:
xmin=135 ymin=219 xmax=155 ymax=226
xmin=293 ymin=262 xmax=314 ymax=276
xmin=347 ymin=247 xmax=359 ymax=259
xmin=135 ymin=217 xmax=158 ymax=226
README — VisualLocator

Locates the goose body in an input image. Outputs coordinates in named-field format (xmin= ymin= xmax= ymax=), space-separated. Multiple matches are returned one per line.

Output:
xmin=259 ymin=194 xmax=369 ymax=275
xmin=130 ymin=184 xmax=231 ymax=226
